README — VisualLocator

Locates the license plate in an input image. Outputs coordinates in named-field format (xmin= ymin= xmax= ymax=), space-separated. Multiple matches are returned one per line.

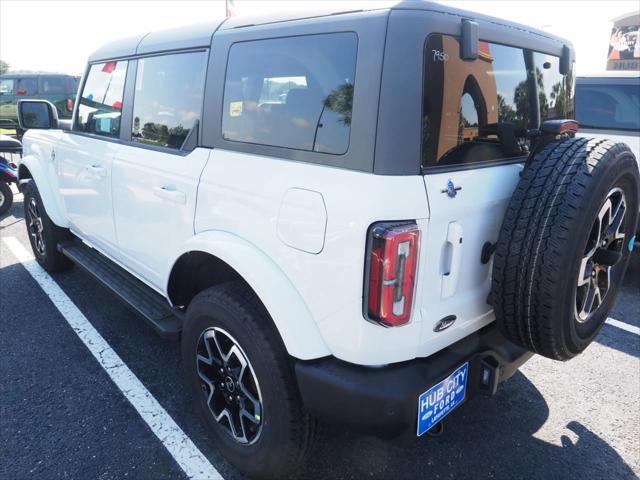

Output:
xmin=417 ymin=362 xmax=469 ymax=436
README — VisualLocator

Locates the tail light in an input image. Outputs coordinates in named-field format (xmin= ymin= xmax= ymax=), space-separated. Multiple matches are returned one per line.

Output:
xmin=17 ymin=88 xmax=26 ymax=95
xmin=365 ymin=222 xmax=420 ymax=327
xmin=66 ymin=98 xmax=74 ymax=112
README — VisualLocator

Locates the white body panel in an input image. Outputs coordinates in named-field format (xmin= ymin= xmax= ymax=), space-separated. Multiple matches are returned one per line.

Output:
xmin=111 ymin=145 xmax=210 ymax=288
xmin=19 ymin=128 xmax=526 ymax=365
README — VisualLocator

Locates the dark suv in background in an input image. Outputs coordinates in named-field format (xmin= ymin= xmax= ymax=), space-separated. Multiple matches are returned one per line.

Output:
xmin=0 ymin=73 xmax=79 ymax=129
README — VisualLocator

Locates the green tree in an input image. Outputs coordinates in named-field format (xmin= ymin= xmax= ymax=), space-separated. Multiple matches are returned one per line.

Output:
xmin=324 ymin=83 xmax=354 ymax=125
xmin=0 ymin=60 xmax=9 ymax=75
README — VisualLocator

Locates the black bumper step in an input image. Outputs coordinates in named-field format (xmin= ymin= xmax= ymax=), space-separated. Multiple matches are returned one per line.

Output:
xmin=59 ymin=241 xmax=181 ymax=340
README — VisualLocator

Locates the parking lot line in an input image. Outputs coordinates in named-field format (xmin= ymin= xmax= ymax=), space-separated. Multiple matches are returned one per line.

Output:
xmin=2 ymin=236 xmax=224 ymax=480
xmin=606 ymin=317 xmax=640 ymax=336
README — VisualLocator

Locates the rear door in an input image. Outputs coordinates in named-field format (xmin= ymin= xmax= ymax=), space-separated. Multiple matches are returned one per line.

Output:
xmin=111 ymin=50 xmax=209 ymax=288
xmin=418 ymin=34 xmax=574 ymax=347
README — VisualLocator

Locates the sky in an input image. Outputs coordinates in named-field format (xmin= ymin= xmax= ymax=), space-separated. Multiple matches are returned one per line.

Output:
xmin=0 ymin=0 xmax=638 ymax=76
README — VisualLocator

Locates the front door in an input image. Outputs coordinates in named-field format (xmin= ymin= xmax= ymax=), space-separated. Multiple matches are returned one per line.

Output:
xmin=58 ymin=60 xmax=129 ymax=254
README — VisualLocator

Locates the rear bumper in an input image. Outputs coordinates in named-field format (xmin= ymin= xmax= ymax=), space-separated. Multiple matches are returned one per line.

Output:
xmin=295 ymin=323 xmax=532 ymax=437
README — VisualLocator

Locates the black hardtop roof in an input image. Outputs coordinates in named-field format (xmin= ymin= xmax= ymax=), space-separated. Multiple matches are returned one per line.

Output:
xmin=88 ymin=0 xmax=569 ymax=62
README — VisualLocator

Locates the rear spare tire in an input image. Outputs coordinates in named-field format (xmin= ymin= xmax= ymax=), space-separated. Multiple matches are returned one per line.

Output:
xmin=492 ymin=138 xmax=639 ymax=360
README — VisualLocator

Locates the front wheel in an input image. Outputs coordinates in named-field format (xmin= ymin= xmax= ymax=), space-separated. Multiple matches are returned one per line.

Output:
xmin=0 ymin=181 xmax=13 ymax=216
xmin=22 ymin=181 xmax=73 ymax=272
xmin=181 ymin=283 xmax=317 ymax=480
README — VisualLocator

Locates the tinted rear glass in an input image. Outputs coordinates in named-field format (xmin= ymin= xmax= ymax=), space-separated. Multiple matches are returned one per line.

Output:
xmin=422 ymin=35 xmax=574 ymax=168
xmin=575 ymin=82 xmax=640 ymax=131
xmin=222 ymin=32 xmax=358 ymax=155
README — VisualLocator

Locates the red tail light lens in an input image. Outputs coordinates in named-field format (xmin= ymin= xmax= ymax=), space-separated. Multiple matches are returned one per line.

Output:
xmin=66 ymin=98 xmax=74 ymax=112
xmin=17 ymin=88 xmax=27 ymax=95
xmin=365 ymin=222 xmax=420 ymax=327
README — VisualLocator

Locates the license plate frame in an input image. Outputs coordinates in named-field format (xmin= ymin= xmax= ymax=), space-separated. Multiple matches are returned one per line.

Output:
xmin=416 ymin=362 xmax=469 ymax=436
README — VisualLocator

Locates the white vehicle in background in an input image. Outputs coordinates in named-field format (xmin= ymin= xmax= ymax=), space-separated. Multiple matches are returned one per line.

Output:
xmin=576 ymin=72 xmax=640 ymax=159
xmin=576 ymin=72 xmax=640 ymax=233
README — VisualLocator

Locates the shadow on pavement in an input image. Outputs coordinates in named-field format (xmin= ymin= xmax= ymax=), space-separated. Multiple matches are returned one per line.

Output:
xmin=594 ymin=251 xmax=639 ymax=358
xmin=300 ymin=372 xmax=637 ymax=479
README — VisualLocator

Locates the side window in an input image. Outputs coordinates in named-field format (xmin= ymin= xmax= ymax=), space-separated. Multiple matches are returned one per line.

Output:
xmin=131 ymin=51 xmax=207 ymax=150
xmin=16 ymin=78 xmax=38 ymax=95
xmin=76 ymin=61 xmax=128 ymax=137
xmin=0 ymin=78 xmax=14 ymax=94
xmin=40 ymin=77 xmax=68 ymax=94
xmin=422 ymin=35 xmax=573 ymax=168
xmin=222 ymin=32 xmax=358 ymax=155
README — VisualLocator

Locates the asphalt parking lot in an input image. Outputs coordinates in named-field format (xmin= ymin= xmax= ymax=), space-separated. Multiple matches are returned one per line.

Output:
xmin=1 ymin=187 xmax=639 ymax=480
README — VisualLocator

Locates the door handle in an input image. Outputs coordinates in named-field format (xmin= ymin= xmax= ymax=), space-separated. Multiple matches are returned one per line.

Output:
xmin=87 ymin=164 xmax=106 ymax=177
xmin=153 ymin=186 xmax=186 ymax=204
xmin=441 ymin=222 xmax=463 ymax=299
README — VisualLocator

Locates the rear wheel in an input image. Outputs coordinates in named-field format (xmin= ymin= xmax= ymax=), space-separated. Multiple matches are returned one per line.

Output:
xmin=492 ymin=138 xmax=639 ymax=360
xmin=0 ymin=181 xmax=13 ymax=216
xmin=22 ymin=181 xmax=73 ymax=272
xmin=181 ymin=283 xmax=317 ymax=480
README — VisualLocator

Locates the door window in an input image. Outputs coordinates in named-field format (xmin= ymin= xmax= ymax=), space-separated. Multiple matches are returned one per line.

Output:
xmin=76 ymin=61 xmax=128 ymax=138
xmin=422 ymin=35 xmax=574 ymax=168
xmin=40 ymin=76 xmax=69 ymax=94
xmin=16 ymin=78 xmax=38 ymax=95
xmin=222 ymin=32 xmax=358 ymax=155
xmin=131 ymin=51 xmax=207 ymax=150
xmin=0 ymin=79 xmax=14 ymax=94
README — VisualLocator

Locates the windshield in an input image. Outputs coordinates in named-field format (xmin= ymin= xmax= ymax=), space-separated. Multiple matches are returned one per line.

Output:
xmin=422 ymin=35 xmax=574 ymax=169
xmin=575 ymin=82 xmax=640 ymax=132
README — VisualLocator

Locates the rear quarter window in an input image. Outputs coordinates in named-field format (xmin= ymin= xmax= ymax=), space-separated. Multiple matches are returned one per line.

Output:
xmin=222 ymin=32 xmax=358 ymax=155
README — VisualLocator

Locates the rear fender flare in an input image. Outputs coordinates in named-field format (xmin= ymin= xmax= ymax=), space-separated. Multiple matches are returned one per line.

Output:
xmin=169 ymin=231 xmax=331 ymax=360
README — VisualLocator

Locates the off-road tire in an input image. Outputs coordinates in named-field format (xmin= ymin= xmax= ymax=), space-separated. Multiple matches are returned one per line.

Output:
xmin=492 ymin=137 xmax=639 ymax=360
xmin=181 ymin=282 xmax=318 ymax=480
xmin=0 ymin=181 xmax=13 ymax=216
xmin=22 ymin=180 xmax=73 ymax=272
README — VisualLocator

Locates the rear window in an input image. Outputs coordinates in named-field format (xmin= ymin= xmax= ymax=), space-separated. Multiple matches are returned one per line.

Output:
xmin=575 ymin=82 xmax=640 ymax=131
xmin=222 ymin=32 xmax=358 ymax=155
xmin=422 ymin=35 xmax=574 ymax=169
xmin=0 ymin=78 xmax=14 ymax=94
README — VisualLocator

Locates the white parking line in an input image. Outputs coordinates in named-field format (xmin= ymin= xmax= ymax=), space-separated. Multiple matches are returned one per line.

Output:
xmin=606 ymin=317 xmax=640 ymax=336
xmin=2 ymin=236 xmax=223 ymax=480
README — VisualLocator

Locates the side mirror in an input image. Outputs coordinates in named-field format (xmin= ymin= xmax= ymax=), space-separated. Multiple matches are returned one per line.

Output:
xmin=461 ymin=19 xmax=479 ymax=60
xmin=17 ymin=99 xmax=59 ymax=130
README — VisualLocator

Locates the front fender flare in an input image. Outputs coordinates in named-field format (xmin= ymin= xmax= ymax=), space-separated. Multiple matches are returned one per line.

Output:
xmin=169 ymin=231 xmax=331 ymax=360
xmin=19 ymin=153 xmax=68 ymax=228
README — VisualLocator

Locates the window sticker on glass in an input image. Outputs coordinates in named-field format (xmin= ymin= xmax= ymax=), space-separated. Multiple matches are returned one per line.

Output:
xmin=230 ymin=101 xmax=243 ymax=117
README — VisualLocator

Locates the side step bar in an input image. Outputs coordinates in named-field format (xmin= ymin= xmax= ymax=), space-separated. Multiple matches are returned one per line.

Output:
xmin=59 ymin=241 xmax=181 ymax=340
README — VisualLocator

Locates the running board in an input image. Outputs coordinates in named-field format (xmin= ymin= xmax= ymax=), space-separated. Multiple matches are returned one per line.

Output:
xmin=58 ymin=241 xmax=181 ymax=340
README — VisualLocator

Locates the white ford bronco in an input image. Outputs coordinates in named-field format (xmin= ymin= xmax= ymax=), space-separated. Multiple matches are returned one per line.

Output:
xmin=15 ymin=2 xmax=639 ymax=479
